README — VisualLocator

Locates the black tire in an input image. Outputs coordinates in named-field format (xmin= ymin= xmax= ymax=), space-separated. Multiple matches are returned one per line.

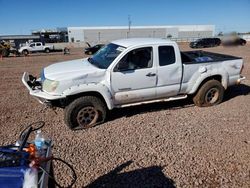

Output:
xmin=22 ymin=50 xmax=29 ymax=56
xmin=64 ymin=96 xmax=107 ymax=130
xmin=45 ymin=48 xmax=50 ymax=53
xmin=193 ymin=80 xmax=224 ymax=107
xmin=1 ymin=48 xmax=9 ymax=57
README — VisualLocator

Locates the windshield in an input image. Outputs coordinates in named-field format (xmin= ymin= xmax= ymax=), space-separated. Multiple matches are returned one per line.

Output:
xmin=88 ymin=43 xmax=125 ymax=69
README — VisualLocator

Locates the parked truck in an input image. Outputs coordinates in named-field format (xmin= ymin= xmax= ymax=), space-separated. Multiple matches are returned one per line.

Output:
xmin=18 ymin=42 xmax=54 ymax=56
xmin=22 ymin=38 xmax=245 ymax=129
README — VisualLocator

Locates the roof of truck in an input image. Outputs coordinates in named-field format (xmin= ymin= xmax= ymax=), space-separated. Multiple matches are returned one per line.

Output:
xmin=112 ymin=38 xmax=175 ymax=48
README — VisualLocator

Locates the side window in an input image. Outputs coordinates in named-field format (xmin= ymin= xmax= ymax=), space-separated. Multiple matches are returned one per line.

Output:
xmin=36 ymin=43 xmax=41 ymax=46
xmin=30 ymin=43 xmax=35 ymax=47
xmin=158 ymin=46 xmax=176 ymax=66
xmin=115 ymin=47 xmax=153 ymax=71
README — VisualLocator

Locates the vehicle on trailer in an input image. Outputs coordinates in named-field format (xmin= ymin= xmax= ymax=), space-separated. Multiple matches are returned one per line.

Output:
xmin=84 ymin=44 xmax=105 ymax=55
xmin=18 ymin=42 xmax=54 ymax=56
xmin=22 ymin=38 xmax=245 ymax=130
xmin=189 ymin=38 xmax=221 ymax=48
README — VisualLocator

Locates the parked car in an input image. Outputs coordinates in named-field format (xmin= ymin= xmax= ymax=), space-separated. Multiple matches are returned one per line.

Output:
xmin=84 ymin=44 xmax=105 ymax=55
xmin=222 ymin=37 xmax=247 ymax=46
xmin=22 ymin=38 xmax=245 ymax=130
xmin=190 ymin=38 xmax=221 ymax=48
xmin=18 ymin=42 xmax=54 ymax=56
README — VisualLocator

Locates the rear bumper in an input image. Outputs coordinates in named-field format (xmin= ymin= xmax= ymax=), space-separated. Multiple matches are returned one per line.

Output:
xmin=22 ymin=72 xmax=64 ymax=104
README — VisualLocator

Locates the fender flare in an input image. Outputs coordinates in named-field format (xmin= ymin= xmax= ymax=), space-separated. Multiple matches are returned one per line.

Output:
xmin=62 ymin=83 xmax=114 ymax=110
xmin=188 ymin=72 xmax=228 ymax=95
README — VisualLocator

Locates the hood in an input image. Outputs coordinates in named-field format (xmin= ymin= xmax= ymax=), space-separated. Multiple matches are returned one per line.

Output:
xmin=44 ymin=58 xmax=106 ymax=81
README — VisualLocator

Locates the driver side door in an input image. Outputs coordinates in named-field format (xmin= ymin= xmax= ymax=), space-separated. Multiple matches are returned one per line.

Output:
xmin=111 ymin=46 xmax=157 ymax=105
xmin=29 ymin=43 xmax=36 ymax=52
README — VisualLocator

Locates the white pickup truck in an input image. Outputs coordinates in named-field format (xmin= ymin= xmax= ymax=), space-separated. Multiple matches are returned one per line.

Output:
xmin=22 ymin=38 xmax=245 ymax=129
xmin=18 ymin=42 xmax=54 ymax=56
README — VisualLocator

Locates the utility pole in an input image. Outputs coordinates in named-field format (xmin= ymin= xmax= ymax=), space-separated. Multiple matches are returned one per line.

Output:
xmin=128 ymin=15 xmax=132 ymax=38
xmin=98 ymin=32 xmax=100 ymax=42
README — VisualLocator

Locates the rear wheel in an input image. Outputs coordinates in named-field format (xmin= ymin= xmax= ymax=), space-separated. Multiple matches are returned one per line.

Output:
xmin=64 ymin=96 xmax=107 ymax=130
xmin=193 ymin=80 xmax=224 ymax=107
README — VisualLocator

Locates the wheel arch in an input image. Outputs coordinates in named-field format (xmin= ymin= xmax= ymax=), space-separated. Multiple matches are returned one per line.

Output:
xmin=65 ymin=90 xmax=113 ymax=110
xmin=44 ymin=48 xmax=50 ymax=52
xmin=189 ymin=74 xmax=225 ymax=95
xmin=22 ymin=49 xmax=29 ymax=55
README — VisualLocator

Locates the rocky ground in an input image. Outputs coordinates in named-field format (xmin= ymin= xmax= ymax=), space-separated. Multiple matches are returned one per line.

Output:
xmin=0 ymin=43 xmax=249 ymax=187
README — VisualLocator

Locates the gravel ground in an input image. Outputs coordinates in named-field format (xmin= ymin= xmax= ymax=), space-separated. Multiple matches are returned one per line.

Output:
xmin=0 ymin=44 xmax=249 ymax=187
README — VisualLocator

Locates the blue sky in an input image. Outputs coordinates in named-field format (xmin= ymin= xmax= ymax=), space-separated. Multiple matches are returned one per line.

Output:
xmin=0 ymin=0 xmax=250 ymax=35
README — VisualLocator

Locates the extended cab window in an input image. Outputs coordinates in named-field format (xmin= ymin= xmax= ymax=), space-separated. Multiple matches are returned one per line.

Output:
xmin=158 ymin=46 xmax=176 ymax=66
xmin=36 ymin=43 xmax=41 ymax=46
xmin=115 ymin=47 xmax=153 ymax=71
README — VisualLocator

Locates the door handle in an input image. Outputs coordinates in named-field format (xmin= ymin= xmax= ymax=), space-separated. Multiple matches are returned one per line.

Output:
xmin=146 ymin=72 xmax=156 ymax=77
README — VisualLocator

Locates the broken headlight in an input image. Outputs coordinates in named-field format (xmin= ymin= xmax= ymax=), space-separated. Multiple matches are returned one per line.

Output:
xmin=42 ymin=79 xmax=59 ymax=92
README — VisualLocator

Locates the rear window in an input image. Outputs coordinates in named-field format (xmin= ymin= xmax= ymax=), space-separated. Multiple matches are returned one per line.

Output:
xmin=158 ymin=46 xmax=176 ymax=66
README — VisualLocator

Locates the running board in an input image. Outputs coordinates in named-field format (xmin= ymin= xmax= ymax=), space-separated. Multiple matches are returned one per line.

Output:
xmin=117 ymin=95 xmax=188 ymax=108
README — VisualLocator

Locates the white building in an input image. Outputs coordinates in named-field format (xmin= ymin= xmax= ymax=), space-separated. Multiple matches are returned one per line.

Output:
xmin=67 ymin=25 xmax=215 ymax=44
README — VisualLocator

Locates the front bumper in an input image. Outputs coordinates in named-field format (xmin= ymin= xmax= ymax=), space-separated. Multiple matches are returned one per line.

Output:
xmin=236 ymin=75 xmax=246 ymax=84
xmin=22 ymin=72 xmax=64 ymax=104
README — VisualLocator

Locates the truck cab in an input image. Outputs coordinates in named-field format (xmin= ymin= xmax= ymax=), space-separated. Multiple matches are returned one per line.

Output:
xmin=109 ymin=39 xmax=182 ymax=104
xmin=31 ymin=42 xmax=43 ymax=51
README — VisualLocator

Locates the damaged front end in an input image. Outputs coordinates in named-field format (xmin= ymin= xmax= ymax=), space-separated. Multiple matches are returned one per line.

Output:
xmin=27 ymin=74 xmax=42 ymax=90
xmin=22 ymin=72 xmax=65 ymax=107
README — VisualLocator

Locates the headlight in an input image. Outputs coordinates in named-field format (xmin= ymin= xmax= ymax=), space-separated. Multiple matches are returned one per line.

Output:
xmin=42 ymin=79 xmax=59 ymax=92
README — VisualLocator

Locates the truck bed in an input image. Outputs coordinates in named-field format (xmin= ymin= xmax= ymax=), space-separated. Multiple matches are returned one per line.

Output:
xmin=181 ymin=50 xmax=242 ymax=64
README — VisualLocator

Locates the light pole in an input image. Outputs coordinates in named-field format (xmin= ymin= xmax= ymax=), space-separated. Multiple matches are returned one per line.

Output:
xmin=128 ymin=15 xmax=131 ymax=38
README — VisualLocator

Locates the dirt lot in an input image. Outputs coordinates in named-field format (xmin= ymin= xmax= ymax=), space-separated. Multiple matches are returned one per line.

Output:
xmin=0 ymin=43 xmax=250 ymax=187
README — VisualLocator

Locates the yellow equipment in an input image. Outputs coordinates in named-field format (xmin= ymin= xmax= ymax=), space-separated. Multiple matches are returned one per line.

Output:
xmin=0 ymin=40 xmax=11 ymax=57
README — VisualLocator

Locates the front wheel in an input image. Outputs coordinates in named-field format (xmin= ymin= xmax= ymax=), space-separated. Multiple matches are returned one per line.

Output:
xmin=22 ymin=50 xmax=29 ymax=56
xmin=193 ymin=80 xmax=224 ymax=107
xmin=45 ymin=48 xmax=50 ymax=53
xmin=64 ymin=96 xmax=107 ymax=130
